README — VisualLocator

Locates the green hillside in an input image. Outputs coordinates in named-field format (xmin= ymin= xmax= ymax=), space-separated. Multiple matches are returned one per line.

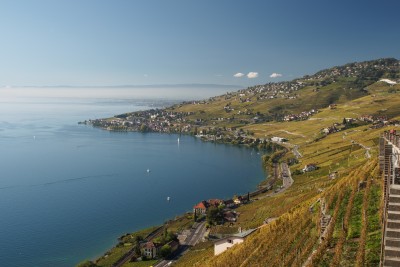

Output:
xmin=85 ymin=58 xmax=400 ymax=267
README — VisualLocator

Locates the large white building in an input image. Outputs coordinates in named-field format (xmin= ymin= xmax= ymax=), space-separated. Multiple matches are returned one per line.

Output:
xmin=214 ymin=229 xmax=256 ymax=256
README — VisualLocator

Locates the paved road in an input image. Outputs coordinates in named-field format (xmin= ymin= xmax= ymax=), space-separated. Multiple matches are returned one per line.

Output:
xmin=281 ymin=163 xmax=294 ymax=188
xmin=350 ymin=140 xmax=371 ymax=159
xmin=293 ymin=145 xmax=302 ymax=158
xmin=186 ymin=222 xmax=206 ymax=246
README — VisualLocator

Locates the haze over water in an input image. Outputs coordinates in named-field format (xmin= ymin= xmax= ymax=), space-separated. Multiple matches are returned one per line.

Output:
xmin=0 ymin=87 xmax=265 ymax=267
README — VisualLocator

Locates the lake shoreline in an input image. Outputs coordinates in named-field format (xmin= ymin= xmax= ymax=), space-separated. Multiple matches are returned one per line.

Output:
xmin=81 ymin=128 xmax=284 ymax=267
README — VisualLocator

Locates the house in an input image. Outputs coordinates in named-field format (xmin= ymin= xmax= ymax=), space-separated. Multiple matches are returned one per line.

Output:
xmin=271 ymin=136 xmax=287 ymax=143
xmin=233 ymin=196 xmax=243 ymax=205
xmin=167 ymin=240 xmax=179 ymax=253
xmin=224 ymin=199 xmax=235 ymax=208
xmin=321 ymin=126 xmax=337 ymax=135
xmin=303 ymin=164 xmax=318 ymax=173
xmin=141 ymin=241 xmax=158 ymax=259
xmin=214 ymin=229 xmax=257 ymax=255
xmin=329 ymin=104 xmax=337 ymax=109
xmin=208 ymin=199 xmax=223 ymax=208
xmin=193 ymin=201 xmax=208 ymax=214
xmin=223 ymin=211 xmax=237 ymax=222
xmin=328 ymin=171 xmax=338 ymax=179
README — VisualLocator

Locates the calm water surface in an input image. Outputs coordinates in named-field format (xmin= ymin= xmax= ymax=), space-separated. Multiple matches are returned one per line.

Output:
xmin=0 ymin=95 xmax=265 ymax=266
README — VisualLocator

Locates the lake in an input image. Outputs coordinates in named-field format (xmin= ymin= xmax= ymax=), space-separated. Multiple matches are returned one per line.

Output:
xmin=0 ymin=88 xmax=265 ymax=266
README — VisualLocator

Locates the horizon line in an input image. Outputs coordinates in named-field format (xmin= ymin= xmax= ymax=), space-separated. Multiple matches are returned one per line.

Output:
xmin=1 ymin=83 xmax=244 ymax=89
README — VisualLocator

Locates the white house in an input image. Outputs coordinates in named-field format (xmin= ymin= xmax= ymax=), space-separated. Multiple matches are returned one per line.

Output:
xmin=271 ymin=136 xmax=287 ymax=143
xmin=141 ymin=241 xmax=158 ymax=259
xmin=214 ymin=229 xmax=256 ymax=255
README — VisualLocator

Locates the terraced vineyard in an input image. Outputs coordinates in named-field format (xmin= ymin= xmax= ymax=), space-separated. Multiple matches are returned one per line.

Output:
xmin=198 ymin=160 xmax=381 ymax=267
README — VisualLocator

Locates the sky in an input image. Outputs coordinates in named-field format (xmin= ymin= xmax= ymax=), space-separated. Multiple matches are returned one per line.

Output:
xmin=0 ymin=0 xmax=399 ymax=88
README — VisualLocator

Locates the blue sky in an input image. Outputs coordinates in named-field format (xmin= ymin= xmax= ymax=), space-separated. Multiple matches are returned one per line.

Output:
xmin=0 ymin=0 xmax=399 ymax=87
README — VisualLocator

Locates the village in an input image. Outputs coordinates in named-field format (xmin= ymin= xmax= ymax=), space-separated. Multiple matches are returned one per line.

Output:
xmin=83 ymin=102 xmax=399 ymax=150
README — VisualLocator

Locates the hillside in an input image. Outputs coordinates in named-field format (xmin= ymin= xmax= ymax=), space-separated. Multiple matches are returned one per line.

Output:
xmin=169 ymin=58 xmax=399 ymax=125
xmin=170 ymin=60 xmax=400 ymax=267
xmin=84 ymin=58 xmax=400 ymax=267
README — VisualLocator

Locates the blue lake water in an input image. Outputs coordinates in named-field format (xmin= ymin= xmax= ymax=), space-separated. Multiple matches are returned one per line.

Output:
xmin=0 ymin=93 xmax=265 ymax=266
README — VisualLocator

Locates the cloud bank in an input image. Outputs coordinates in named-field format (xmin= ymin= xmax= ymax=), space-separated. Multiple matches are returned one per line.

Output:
xmin=270 ymin=73 xmax=282 ymax=78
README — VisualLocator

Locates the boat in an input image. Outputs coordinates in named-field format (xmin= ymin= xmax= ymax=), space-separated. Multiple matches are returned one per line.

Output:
xmin=167 ymin=196 xmax=170 ymax=202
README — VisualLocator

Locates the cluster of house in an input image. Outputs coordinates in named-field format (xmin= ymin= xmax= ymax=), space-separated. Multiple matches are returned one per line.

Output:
xmin=85 ymin=109 xmax=196 ymax=133
xmin=354 ymin=115 xmax=400 ymax=129
xmin=321 ymin=125 xmax=339 ymax=135
xmin=320 ymin=114 xmax=399 ymax=136
xmin=359 ymin=114 xmax=387 ymax=123
xmin=236 ymin=81 xmax=305 ymax=101
xmin=303 ymin=58 xmax=399 ymax=82
xmin=193 ymin=196 xmax=248 ymax=219
xmin=192 ymin=197 xmax=260 ymax=256
xmin=283 ymin=109 xmax=318 ymax=122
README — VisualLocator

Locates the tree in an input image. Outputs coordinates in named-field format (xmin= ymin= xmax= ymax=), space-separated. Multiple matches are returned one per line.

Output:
xmin=154 ymin=228 xmax=176 ymax=244
xmin=139 ymin=124 xmax=149 ymax=132
xmin=194 ymin=210 xmax=198 ymax=222
xmin=160 ymin=244 xmax=172 ymax=258
xmin=206 ymin=206 xmax=223 ymax=225
xmin=134 ymin=244 xmax=141 ymax=257
xmin=133 ymin=235 xmax=143 ymax=257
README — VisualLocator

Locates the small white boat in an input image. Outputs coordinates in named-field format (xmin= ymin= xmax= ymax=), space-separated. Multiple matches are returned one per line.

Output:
xmin=147 ymin=169 xmax=150 ymax=173
xmin=167 ymin=196 xmax=170 ymax=202
xmin=177 ymin=138 xmax=180 ymax=143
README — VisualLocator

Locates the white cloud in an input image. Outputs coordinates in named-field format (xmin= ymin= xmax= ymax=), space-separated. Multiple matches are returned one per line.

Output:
xmin=247 ymin=72 xmax=258 ymax=79
xmin=270 ymin=73 xmax=282 ymax=78
xmin=234 ymin=72 xmax=245 ymax=78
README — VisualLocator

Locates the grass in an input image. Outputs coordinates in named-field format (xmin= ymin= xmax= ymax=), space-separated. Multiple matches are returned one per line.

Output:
xmin=95 ymin=246 xmax=132 ymax=267
xmin=165 ymin=214 xmax=194 ymax=233
xmin=347 ymin=190 xmax=364 ymax=239
xmin=173 ymin=241 xmax=214 ymax=267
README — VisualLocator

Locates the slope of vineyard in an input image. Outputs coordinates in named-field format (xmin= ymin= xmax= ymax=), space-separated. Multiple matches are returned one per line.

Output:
xmin=172 ymin=59 xmax=400 ymax=266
